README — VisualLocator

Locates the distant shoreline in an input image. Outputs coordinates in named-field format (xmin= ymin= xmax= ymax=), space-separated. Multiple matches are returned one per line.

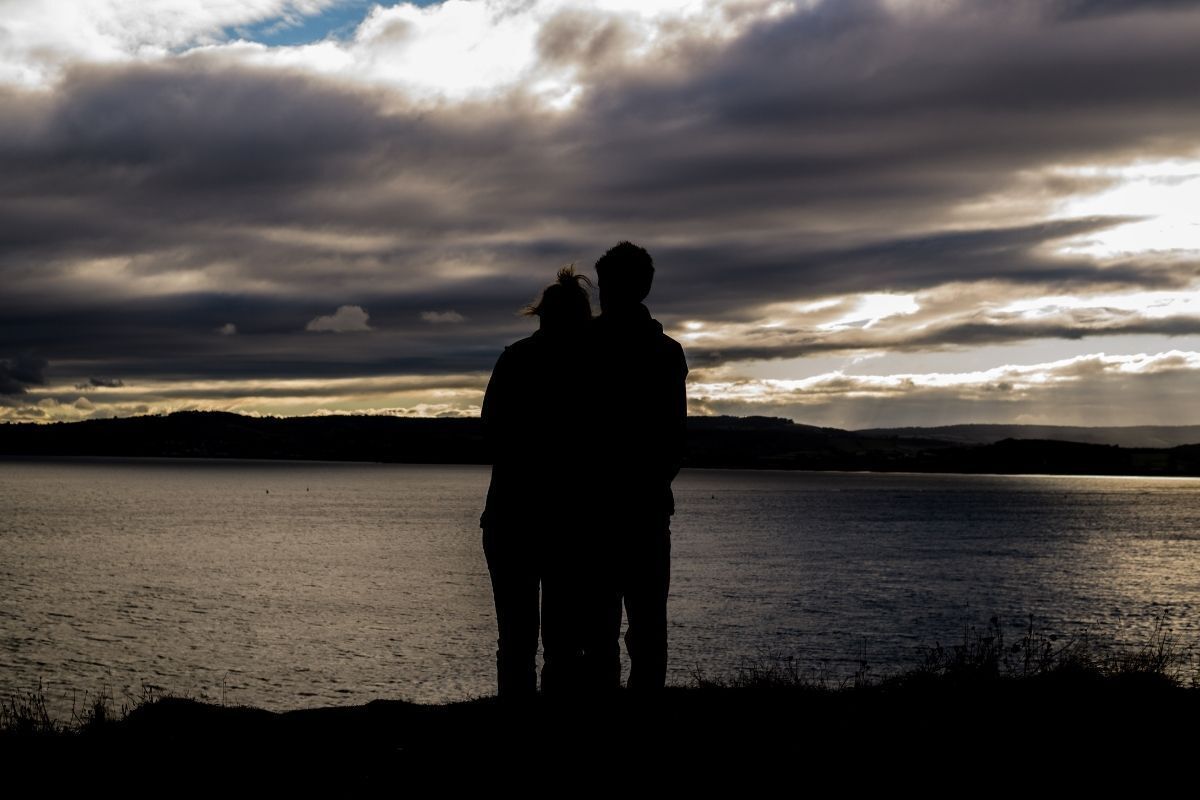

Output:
xmin=2 ymin=411 xmax=1199 ymax=477
xmin=4 ymin=452 xmax=1200 ymax=481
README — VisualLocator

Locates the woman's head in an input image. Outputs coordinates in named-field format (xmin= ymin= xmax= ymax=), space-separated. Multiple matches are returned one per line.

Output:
xmin=524 ymin=266 xmax=592 ymax=334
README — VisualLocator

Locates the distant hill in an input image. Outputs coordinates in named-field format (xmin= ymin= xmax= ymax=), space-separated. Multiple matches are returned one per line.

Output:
xmin=2 ymin=411 xmax=1199 ymax=477
xmin=0 ymin=411 xmax=487 ymax=465
xmin=857 ymin=424 xmax=1200 ymax=449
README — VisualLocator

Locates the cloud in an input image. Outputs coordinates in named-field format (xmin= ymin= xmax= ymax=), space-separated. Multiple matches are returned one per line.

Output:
xmin=4 ymin=2 xmax=1200 ymax=424
xmin=46 ymin=373 xmax=488 ymax=401
xmin=200 ymin=0 xmax=788 ymax=103
xmin=0 ymin=405 xmax=48 ymax=420
xmin=1050 ymin=0 xmax=1200 ymax=21
xmin=677 ymin=277 xmax=1200 ymax=368
xmin=313 ymin=403 xmax=481 ymax=418
xmin=3 ymin=372 xmax=489 ymax=422
xmin=0 ymin=353 xmax=48 ymax=395
xmin=0 ymin=1 xmax=343 ymax=87
xmin=689 ymin=350 xmax=1200 ymax=427
xmin=305 ymin=304 xmax=373 ymax=332
xmin=73 ymin=377 xmax=125 ymax=390
xmin=217 ymin=323 xmax=238 ymax=335
xmin=420 ymin=310 xmax=465 ymax=324
xmin=13 ymin=346 xmax=1200 ymax=426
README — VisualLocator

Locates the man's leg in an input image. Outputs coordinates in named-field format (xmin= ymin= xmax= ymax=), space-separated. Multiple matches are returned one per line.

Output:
xmin=622 ymin=523 xmax=671 ymax=693
xmin=540 ymin=539 xmax=585 ymax=696
xmin=576 ymin=533 xmax=623 ymax=693
xmin=482 ymin=527 xmax=539 ymax=699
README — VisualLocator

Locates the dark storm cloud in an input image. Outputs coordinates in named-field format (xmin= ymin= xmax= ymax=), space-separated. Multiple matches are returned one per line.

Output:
xmin=3 ymin=0 xmax=1200 ymax=389
xmin=1051 ymin=0 xmax=1200 ymax=21
xmin=0 ymin=353 xmax=47 ymax=395
xmin=0 ymin=285 xmax=544 ymax=382
xmin=74 ymin=377 xmax=125 ymax=389
xmin=906 ymin=314 xmax=1200 ymax=348
xmin=0 ymin=64 xmax=388 ymax=264
xmin=688 ymin=314 xmax=1200 ymax=368
xmin=645 ymin=218 xmax=1198 ymax=322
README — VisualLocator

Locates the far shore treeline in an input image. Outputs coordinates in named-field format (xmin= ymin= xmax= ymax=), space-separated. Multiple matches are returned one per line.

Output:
xmin=2 ymin=411 xmax=1199 ymax=477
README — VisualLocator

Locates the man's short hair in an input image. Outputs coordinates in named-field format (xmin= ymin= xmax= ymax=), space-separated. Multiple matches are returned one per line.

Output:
xmin=595 ymin=241 xmax=654 ymax=305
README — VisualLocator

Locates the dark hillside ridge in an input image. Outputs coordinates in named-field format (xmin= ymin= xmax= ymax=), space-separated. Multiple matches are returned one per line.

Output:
xmin=2 ymin=411 xmax=1199 ymax=476
xmin=858 ymin=423 xmax=1200 ymax=449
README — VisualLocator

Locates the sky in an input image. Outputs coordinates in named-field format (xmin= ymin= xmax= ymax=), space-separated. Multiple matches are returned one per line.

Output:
xmin=2 ymin=0 xmax=1200 ymax=428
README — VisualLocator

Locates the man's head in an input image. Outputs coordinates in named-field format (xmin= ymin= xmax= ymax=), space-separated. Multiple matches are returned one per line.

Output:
xmin=595 ymin=241 xmax=653 ymax=313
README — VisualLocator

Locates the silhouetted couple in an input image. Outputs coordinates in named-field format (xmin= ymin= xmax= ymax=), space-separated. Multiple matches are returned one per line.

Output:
xmin=480 ymin=241 xmax=688 ymax=699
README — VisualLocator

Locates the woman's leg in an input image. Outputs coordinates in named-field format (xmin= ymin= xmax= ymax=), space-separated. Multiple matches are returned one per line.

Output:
xmin=483 ymin=526 xmax=539 ymax=699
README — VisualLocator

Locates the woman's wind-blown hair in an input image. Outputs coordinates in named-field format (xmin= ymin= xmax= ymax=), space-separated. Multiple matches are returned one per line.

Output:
xmin=523 ymin=266 xmax=593 ymax=331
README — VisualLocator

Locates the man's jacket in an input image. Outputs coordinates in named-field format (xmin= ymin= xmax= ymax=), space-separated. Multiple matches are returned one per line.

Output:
xmin=589 ymin=304 xmax=689 ymax=520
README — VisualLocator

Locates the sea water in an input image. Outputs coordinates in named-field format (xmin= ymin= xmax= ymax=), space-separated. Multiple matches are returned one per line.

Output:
xmin=2 ymin=458 xmax=1198 ymax=713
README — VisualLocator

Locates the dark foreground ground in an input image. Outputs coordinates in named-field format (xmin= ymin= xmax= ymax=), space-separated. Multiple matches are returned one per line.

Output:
xmin=4 ymin=671 xmax=1198 ymax=789
xmin=5 ymin=620 xmax=1198 ymax=786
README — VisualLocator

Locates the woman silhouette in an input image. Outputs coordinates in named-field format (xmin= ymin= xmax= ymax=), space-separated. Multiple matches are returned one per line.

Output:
xmin=479 ymin=267 xmax=592 ymax=698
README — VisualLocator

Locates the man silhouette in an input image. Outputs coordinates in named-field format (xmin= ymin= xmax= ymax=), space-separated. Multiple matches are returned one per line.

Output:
xmin=586 ymin=241 xmax=688 ymax=692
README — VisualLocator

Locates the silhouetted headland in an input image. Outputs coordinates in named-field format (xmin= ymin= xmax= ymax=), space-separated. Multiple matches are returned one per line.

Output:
xmin=2 ymin=411 xmax=1199 ymax=477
